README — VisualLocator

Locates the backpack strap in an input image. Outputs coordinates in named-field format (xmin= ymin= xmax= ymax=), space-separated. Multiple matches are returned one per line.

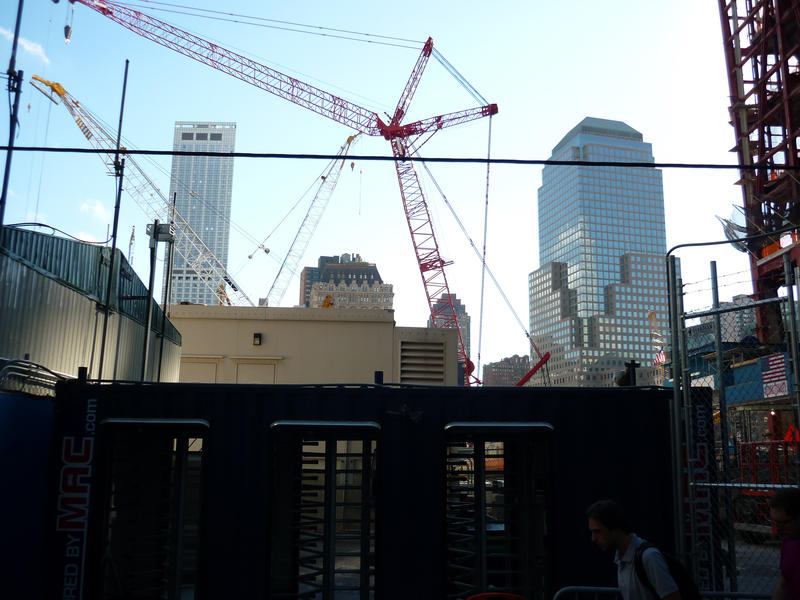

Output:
xmin=633 ymin=541 xmax=660 ymax=600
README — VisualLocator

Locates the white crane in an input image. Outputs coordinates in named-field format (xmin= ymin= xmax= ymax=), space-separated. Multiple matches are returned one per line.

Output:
xmin=31 ymin=75 xmax=254 ymax=307
xmin=264 ymin=134 xmax=358 ymax=307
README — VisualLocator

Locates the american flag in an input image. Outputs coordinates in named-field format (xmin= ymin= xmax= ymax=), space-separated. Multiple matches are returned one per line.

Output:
xmin=653 ymin=348 xmax=666 ymax=365
xmin=762 ymin=353 xmax=788 ymax=398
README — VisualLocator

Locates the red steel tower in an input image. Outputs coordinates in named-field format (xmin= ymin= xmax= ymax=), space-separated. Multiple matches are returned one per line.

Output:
xmin=719 ymin=1 xmax=800 ymax=342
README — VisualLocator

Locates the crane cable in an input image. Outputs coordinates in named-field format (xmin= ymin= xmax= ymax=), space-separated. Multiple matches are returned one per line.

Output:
xmin=76 ymin=101 xmax=270 ymax=256
xmin=429 ymin=46 xmax=542 ymax=377
xmin=417 ymin=154 xmax=541 ymax=362
xmin=475 ymin=115 xmax=492 ymax=380
xmin=122 ymin=1 xmax=423 ymax=49
xmin=430 ymin=49 xmax=487 ymax=106
xmin=234 ymin=153 xmax=344 ymax=278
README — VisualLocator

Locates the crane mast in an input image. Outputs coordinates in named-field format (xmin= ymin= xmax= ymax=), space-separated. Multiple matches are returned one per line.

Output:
xmin=69 ymin=0 xmax=500 ymax=382
xmin=31 ymin=75 xmax=254 ymax=307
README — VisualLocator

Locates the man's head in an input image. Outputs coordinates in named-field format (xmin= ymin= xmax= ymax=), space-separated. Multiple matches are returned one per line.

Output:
xmin=770 ymin=488 xmax=800 ymax=540
xmin=586 ymin=499 xmax=632 ymax=551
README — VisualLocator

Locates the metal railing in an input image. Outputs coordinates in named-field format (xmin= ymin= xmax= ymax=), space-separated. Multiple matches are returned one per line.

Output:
xmin=552 ymin=586 xmax=770 ymax=600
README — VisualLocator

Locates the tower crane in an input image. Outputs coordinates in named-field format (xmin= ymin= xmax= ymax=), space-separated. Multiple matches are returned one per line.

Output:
xmin=30 ymin=75 xmax=254 ymax=307
xmin=265 ymin=134 xmax=359 ymax=307
xmin=68 ymin=0 xmax=498 ymax=383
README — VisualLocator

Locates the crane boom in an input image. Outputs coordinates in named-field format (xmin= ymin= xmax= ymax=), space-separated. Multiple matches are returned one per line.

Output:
xmin=76 ymin=0 xmax=382 ymax=135
xmin=265 ymin=134 xmax=359 ymax=307
xmin=391 ymin=38 xmax=433 ymax=126
xmin=71 ymin=1 xmax=497 ymax=140
xmin=69 ymin=0 xmax=499 ymax=383
xmin=31 ymin=75 xmax=254 ymax=307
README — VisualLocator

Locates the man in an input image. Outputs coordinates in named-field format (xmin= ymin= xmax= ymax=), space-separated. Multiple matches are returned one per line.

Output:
xmin=587 ymin=499 xmax=680 ymax=600
xmin=770 ymin=488 xmax=800 ymax=600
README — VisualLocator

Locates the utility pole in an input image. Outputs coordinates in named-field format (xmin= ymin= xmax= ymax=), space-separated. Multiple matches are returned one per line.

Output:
xmin=97 ymin=60 xmax=129 ymax=381
xmin=142 ymin=219 xmax=173 ymax=381
xmin=1 ymin=0 xmax=25 ymax=228
xmin=156 ymin=193 xmax=177 ymax=382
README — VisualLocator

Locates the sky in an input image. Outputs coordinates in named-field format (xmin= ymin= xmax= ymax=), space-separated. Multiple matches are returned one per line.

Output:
xmin=1 ymin=0 xmax=754 ymax=371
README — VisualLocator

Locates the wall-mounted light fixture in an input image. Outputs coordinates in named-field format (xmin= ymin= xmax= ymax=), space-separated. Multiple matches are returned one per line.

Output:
xmin=253 ymin=333 xmax=262 ymax=346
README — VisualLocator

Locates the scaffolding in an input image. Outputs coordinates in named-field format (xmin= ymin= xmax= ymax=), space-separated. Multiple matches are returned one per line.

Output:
xmin=719 ymin=0 xmax=800 ymax=342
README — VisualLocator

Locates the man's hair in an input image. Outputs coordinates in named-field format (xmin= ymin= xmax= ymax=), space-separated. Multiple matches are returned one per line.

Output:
xmin=586 ymin=499 xmax=633 ymax=533
xmin=770 ymin=488 xmax=800 ymax=517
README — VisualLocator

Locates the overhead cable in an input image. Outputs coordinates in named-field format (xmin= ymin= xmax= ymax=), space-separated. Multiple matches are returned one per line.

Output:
xmin=123 ymin=0 xmax=423 ymax=49
xmin=4 ymin=145 xmax=781 ymax=170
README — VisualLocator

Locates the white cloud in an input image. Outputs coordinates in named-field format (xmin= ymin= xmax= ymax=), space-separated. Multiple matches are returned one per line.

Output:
xmin=80 ymin=199 xmax=110 ymax=222
xmin=75 ymin=232 xmax=98 ymax=243
xmin=0 ymin=27 xmax=50 ymax=66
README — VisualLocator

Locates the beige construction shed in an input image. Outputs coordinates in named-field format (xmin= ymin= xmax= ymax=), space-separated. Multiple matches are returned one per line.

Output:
xmin=170 ymin=305 xmax=458 ymax=385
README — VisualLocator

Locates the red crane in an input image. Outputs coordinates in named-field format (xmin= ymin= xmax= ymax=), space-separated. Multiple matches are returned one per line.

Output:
xmin=68 ymin=0 xmax=501 ymax=383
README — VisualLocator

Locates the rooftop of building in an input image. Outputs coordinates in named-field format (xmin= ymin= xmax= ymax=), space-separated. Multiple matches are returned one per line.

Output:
xmin=552 ymin=117 xmax=643 ymax=155
xmin=174 ymin=121 xmax=236 ymax=128
xmin=2 ymin=226 xmax=180 ymax=344
xmin=319 ymin=262 xmax=383 ymax=285
xmin=170 ymin=303 xmax=395 ymax=323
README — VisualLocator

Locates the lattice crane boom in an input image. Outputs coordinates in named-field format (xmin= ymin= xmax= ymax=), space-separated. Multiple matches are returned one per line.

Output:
xmin=31 ymin=75 xmax=255 ymax=307
xmin=391 ymin=38 xmax=433 ymax=126
xmin=265 ymin=134 xmax=359 ymax=307
xmin=72 ymin=1 xmax=497 ymax=139
xmin=70 ymin=0 xmax=499 ymax=383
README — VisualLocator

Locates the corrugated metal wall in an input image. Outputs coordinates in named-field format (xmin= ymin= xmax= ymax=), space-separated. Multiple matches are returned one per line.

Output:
xmin=1 ymin=228 xmax=181 ymax=382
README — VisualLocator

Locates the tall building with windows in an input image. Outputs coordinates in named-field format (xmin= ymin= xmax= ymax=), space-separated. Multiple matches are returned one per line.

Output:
xmin=168 ymin=122 xmax=236 ymax=305
xmin=482 ymin=354 xmax=531 ymax=387
xmin=427 ymin=293 xmax=470 ymax=359
xmin=528 ymin=117 xmax=669 ymax=387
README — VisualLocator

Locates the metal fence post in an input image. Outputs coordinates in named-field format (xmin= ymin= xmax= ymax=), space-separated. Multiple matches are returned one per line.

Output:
xmin=667 ymin=255 xmax=686 ymax=558
xmin=785 ymin=257 xmax=800 ymax=434
xmin=711 ymin=261 xmax=738 ymax=591
xmin=677 ymin=272 xmax=700 ymax=576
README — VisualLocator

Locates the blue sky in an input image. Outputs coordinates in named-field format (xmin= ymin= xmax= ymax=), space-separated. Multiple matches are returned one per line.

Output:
xmin=1 ymin=0 xmax=751 ymax=368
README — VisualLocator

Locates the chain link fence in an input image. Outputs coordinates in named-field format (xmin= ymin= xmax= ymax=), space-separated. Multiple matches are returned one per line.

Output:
xmin=667 ymin=254 xmax=800 ymax=595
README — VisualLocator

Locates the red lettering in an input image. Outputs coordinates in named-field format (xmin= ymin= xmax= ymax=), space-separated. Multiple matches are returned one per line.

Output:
xmin=62 ymin=438 xmax=93 ymax=464
xmin=57 ymin=497 xmax=88 ymax=531
xmin=60 ymin=466 xmax=91 ymax=495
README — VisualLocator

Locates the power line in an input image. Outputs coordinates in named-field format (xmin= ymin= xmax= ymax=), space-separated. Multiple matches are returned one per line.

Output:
xmin=1 ymin=145 xmax=776 ymax=170
xmin=126 ymin=0 xmax=424 ymax=48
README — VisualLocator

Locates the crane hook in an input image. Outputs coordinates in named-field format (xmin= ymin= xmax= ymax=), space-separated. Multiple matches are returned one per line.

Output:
xmin=64 ymin=3 xmax=74 ymax=44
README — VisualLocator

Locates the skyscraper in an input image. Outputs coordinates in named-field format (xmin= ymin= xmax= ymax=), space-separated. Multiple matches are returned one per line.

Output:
xmin=427 ymin=293 xmax=470 ymax=359
xmin=168 ymin=122 xmax=236 ymax=305
xmin=528 ymin=117 xmax=669 ymax=386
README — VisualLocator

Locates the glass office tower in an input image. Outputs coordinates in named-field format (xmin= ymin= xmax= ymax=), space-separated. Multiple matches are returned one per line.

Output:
xmin=528 ymin=117 xmax=669 ymax=386
xmin=167 ymin=122 xmax=236 ymax=305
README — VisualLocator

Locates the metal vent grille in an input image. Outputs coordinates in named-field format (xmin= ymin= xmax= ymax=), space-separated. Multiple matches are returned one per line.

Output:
xmin=400 ymin=340 xmax=445 ymax=384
